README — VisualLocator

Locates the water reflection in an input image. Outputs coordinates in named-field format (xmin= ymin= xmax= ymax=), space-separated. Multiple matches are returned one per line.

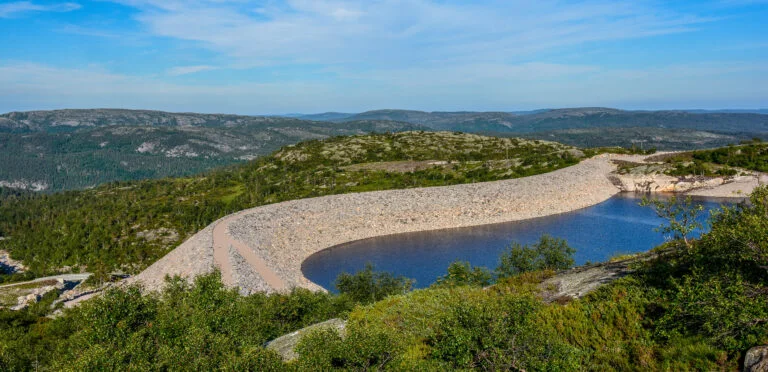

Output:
xmin=302 ymin=193 xmax=734 ymax=291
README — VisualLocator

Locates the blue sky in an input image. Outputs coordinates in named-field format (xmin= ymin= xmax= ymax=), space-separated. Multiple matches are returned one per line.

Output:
xmin=1 ymin=0 xmax=767 ymax=114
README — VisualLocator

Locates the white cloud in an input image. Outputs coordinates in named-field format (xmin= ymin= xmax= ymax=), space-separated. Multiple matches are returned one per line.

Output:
xmin=109 ymin=0 xmax=714 ymax=68
xmin=167 ymin=65 xmax=218 ymax=76
xmin=0 ymin=1 xmax=80 ymax=18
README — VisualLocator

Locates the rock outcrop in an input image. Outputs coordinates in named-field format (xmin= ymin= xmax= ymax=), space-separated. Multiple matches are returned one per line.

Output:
xmin=744 ymin=346 xmax=768 ymax=372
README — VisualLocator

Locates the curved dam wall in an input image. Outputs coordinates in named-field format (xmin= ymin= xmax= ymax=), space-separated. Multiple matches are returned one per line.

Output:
xmin=130 ymin=155 xmax=629 ymax=294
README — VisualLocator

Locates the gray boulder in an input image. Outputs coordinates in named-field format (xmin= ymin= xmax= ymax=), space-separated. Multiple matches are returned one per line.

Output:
xmin=745 ymin=346 xmax=768 ymax=372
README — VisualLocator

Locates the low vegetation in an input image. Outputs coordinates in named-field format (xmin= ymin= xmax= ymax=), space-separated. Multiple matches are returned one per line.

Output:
xmin=658 ymin=140 xmax=768 ymax=177
xmin=0 ymin=187 xmax=766 ymax=370
xmin=524 ymin=127 xmax=765 ymax=151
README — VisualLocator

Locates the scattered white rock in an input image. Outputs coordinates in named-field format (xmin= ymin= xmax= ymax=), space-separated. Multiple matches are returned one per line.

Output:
xmin=136 ymin=142 xmax=157 ymax=153
xmin=0 ymin=250 xmax=27 ymax=273
xmin=0 ymin=180 xmax=49 ymax=191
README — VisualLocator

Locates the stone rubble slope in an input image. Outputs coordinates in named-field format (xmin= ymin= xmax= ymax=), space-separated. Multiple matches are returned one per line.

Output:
xmin=132 ymin=154 xmax=640 ymax=294
xmin=129 ymin=151 xmax=762 ymax=295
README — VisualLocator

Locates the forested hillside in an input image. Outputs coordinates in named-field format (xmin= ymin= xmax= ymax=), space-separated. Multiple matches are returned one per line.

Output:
xmin=0 ymin=109 xmax=424 ymax=191
xmin=331 ymin=108 xmax=768 ymax=134
xmin=0 ymin=132 xmax=581 ymax=278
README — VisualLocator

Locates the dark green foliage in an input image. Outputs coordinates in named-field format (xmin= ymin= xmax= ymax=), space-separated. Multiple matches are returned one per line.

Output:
xmin=0 ymin=272 xmax=352 ymax=370
xmin=296 ymin=326 xmax=400 ymax=370
xmin=335 ymin=263 xmax=413 ymax=304
xmin=648 ymin=186 xmax=768 ymax=352
xmin=655 ymin=271 xmax=767 ymax=352
xmin=496 ymin=234 xmax=576 ymax=278
xmin=426 ymin=292 xmax=579 ymax=370
xmin=702 ymin=186 xmax=768 ymax=270
xmin=434 ymin=261 xmax=493 ymax=288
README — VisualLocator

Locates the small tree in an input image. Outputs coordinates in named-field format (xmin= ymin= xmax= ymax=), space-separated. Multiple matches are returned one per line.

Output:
xmin=435 ymin=261 xmax=493 ymax=287
xmin=335 ymin=263 xmax=413 ymax=305
xmin=496 ymin=235 xmax=575 ymax=279
xmin=640 ymin=196 xmax=704 ymax=249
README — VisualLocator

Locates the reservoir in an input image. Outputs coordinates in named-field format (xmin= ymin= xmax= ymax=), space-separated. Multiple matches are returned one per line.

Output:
xmin=301 ymin=193 xmax=734 ymax=291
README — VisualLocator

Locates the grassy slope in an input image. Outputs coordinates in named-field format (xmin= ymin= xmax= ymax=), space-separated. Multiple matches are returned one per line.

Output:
xmin=0 ymin=132 xmax=581 ymax=277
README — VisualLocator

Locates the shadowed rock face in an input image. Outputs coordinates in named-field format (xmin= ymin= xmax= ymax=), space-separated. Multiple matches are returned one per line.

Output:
xmin=744 ymin=346 xmax=768 ymax=372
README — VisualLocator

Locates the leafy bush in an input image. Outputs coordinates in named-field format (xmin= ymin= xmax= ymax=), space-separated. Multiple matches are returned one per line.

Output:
xmin=434 ymin=261 xmax=493 ymax=288
xmin=496 ymin=234 xmax=575 ymax=278
xmin=335 ymin=263 xmax=413 ymax=305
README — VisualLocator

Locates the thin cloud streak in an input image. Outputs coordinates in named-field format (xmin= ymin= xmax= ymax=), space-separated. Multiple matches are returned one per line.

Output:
xmin=111 ymin=0 xmax=715 ymax=68
xmin=0 ymin=1 xmax=80 ymax=18
xmin=167 ymin=65 xmax=218 ymax=76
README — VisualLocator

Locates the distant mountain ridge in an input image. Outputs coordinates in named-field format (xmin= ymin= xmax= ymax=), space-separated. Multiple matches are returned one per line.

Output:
xmin=0 ymin=109 xmax=356 ymax=133
xmin=293 ymin=107 xmax=768 ymax=133
xmin=2 ymin=107 xmax=767 ymax=192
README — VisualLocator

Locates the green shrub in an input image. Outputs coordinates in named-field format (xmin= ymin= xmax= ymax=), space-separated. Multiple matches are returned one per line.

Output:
xmin=434 ymin=261 xmax=493 ymax=288
xmin=496 ymin=235 xmax=575 ymax=278
xmin=335 ymin=263 xmax=413 ymax=305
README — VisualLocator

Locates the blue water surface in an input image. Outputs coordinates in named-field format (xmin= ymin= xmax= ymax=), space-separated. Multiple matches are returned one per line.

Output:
xmin=301 ymin=193 xmax=734 ymax=291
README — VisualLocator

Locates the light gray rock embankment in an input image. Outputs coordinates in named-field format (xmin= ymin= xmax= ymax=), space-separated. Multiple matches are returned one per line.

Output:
xmin=132 ymin=154 xmax=645 ymax=294
xmin=612 ymin=172 xmax=765 ymax=196
xmin=126 ymin=224 xmax=215 ymax=290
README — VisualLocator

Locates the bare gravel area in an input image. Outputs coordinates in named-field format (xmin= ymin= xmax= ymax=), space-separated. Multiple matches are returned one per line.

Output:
xmin=133 ymin=154 xmax=647 ymax=294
